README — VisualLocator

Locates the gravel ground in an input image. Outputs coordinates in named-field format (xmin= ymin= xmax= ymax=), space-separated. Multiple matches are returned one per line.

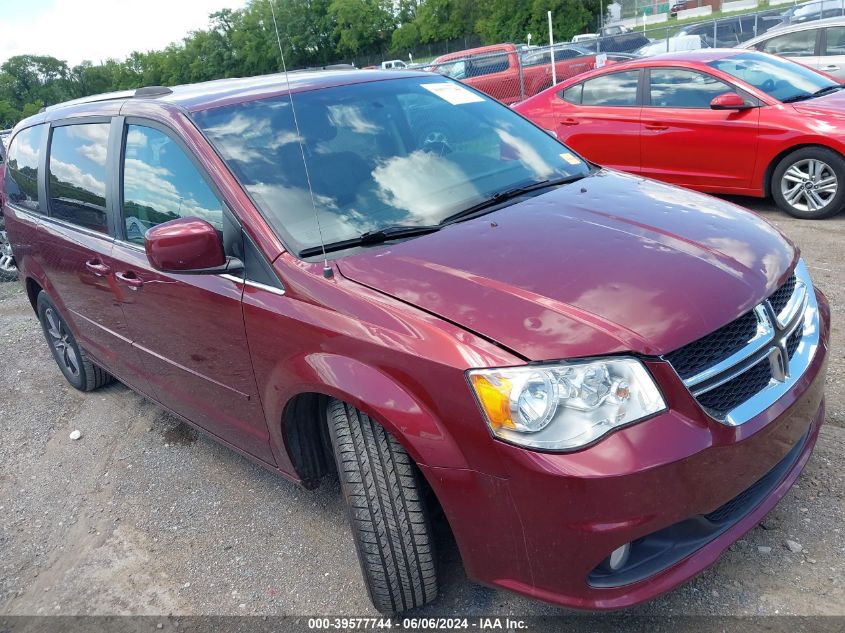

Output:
xmin=0 ymin=198 xmax=843 ymax=626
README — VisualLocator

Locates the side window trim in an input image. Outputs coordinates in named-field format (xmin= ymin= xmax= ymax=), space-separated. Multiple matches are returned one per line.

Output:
xmin=36 ymin=123 xmax=50 ymax=214
xmin=42 ymin=117 xmax=115 ymax=238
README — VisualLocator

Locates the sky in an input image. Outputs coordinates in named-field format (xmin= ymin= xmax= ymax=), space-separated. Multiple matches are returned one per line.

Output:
xmin=0 ymin=0 xmax=248 ymax=66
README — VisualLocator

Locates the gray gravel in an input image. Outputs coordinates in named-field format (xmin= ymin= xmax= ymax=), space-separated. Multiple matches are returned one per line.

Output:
xmin=0 ymin=198 xmax=843 ymax=620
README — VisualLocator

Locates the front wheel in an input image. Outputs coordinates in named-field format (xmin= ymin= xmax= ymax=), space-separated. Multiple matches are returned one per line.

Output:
xmin=771 ymin=147 xmax=845 ymax=219
xmin=327 ymin=399 xmax=438 ymax=614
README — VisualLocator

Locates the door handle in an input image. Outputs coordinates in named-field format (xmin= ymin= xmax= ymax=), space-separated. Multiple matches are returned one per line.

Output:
xmin=644 ymin=123 xmax=669 ymax=131
xmin=115 ymin=271 xmax=143 ymax=290
xmin=560 ymin=118 xmax=580 ymax=126
xmin=85 ymin=259 xmax=111 ymax=276
xmin=823 ymin=64 xmax=840 ymax=70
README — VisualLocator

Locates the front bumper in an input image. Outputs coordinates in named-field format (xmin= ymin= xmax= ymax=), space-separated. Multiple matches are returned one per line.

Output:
xmin=421 ymin=289 xmax=830 ymax=610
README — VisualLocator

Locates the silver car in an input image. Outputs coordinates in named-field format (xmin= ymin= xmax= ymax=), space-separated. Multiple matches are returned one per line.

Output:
xmin=740 ymin=16 xmax=845 ymax=79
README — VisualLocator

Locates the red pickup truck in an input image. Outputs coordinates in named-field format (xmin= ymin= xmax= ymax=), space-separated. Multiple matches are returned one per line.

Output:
xmin=429 ymin=43 xmax=608 ymax=104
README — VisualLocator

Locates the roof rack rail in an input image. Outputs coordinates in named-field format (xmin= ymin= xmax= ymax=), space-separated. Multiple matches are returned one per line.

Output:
xmin=134 ymin=86 xmax=173 ymax=98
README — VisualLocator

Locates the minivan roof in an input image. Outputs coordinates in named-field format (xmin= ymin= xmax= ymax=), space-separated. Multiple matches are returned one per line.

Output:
xmin=32 ymin=68 xmax=431 ymax=122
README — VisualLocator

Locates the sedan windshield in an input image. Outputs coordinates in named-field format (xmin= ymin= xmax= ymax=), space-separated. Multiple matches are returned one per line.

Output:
xmin=193 ymin=76 xmax=589 ymax=255
xmin=709 ymin=52 xmax=838 ymax=103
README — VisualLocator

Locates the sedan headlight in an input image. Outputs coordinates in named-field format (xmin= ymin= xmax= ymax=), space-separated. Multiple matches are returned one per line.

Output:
xmin=468 ymin=358 xmax=666 ymax=451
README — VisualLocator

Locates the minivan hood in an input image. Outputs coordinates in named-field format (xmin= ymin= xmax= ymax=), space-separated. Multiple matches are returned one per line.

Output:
xmin=337 ymin=171 xmax=796 ymax=361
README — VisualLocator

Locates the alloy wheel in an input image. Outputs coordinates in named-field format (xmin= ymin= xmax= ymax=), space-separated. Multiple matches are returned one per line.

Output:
xmin=780 ymin=158 xmax=838 ymax=214
xmin=44 ymin=307 xmax=80 ymax=378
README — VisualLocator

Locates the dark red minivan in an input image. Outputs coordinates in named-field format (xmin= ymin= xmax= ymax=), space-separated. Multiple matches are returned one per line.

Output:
xmin=2 ymin=69 xmax=829 ymax=613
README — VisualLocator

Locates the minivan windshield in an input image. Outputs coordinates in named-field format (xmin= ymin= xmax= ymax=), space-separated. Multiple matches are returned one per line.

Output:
xmin=194 ymin=76 xmax=590 ymax=256
xmin=709 ymin=52 xmax=838 ymax=103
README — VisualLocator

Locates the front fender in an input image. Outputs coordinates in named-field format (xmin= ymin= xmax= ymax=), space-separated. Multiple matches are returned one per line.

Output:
xmin=266 ymin=353 xmax=471 ymax=475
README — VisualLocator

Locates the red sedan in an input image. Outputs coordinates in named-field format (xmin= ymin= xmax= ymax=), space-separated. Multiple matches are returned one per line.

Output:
xmin=514 ymin=49 xmax=845 ymax=218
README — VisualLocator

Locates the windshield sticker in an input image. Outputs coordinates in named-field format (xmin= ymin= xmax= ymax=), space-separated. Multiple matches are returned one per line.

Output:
xmin=422 ymin=83 xmax=485 ymax=105
xmin=560 ymin=152 xmax=581 ymax=165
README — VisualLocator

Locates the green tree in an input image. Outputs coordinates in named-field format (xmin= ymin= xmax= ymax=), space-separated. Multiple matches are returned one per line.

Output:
xmin=328 ymin=0 xmax=394 ymax=57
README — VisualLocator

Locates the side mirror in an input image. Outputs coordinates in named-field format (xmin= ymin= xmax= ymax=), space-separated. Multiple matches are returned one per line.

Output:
xmin=710 ymin=92 xmax=751 ymax=110
xmin=144 ymin=217 xmax=242 ymax=274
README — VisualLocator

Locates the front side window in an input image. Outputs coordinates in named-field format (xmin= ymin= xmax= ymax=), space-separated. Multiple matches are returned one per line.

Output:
xmin=580 ymin=71 xmax=640 ymax=106
xmin=710 ymin=52 xmax=836 ymax=102
xmin=5 ymin=124 xmax=44 ymax=213
xmin=757 ymin=30 xmax=817 ymax=57
xmin=194 ymin=77 xmax=590 ymax=255
xmin=48 ymin=123 xmax=109 ymax=232
xmin=122 ymin=125 xmax=223 ymax=244
xmin=648 ymin=68 xmax=735 ymax=108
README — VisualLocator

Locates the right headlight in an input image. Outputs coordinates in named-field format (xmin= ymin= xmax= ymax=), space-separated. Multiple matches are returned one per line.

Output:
xmin=467 ymin=357 xmax=666 ymax=451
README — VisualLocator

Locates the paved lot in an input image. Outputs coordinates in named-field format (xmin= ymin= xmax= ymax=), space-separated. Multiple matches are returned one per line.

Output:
xmin=0 ymin=197 xmax=843 ymax=624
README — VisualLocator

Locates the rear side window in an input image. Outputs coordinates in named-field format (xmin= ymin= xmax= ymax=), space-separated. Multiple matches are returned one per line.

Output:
xmin=467 ymin=53 xmax=510 ymax=78
xmin=122 ymin=124 xmax=224 ymax=244
xmin=581 ymin=71 xmax=640 ymax=106
xmin=648 ymin=69 xmax=734 ymax=108
xmin=5 ymin=125 xmax=44 ymax=213
xmin=757 ymin=30 xmax=817 ymax=57
xmin=825 ymin=26 xmax=845 ymax=55
xmin=48 ymin=123 xmax=110 ymax=232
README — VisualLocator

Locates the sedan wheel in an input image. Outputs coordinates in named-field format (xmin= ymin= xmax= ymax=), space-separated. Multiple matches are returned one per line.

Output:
xmin=772 ymin=147 xmax=845 ymax=219
xmin=780 ymin=159 xmax=837 ymax=214
xmin=0 ymin=229 xmax=18 ymax=282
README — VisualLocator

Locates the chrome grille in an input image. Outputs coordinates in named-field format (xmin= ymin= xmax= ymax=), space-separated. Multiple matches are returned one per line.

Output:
xmin=665 ymin=311 xmax=758 ymax=380
xmin=663 ymin=262 xmax=818 ymax=427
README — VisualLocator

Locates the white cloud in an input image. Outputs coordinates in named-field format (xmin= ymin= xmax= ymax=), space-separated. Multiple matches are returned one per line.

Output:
xmin=0 ymin=0 xmax=248 ymax=67
xmin=49 ymin=158 xmax=106 ymax=197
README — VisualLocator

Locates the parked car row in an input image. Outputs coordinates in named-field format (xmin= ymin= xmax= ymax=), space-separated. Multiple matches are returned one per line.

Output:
xmin=515 ymin=49 xmax=845 ymax=218
xmin=428 ymin=43 xmax=609 ymax=104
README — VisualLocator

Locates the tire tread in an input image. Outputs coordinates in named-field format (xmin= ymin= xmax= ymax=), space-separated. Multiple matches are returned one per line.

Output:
xmin=328 ymin=399 xmax=437 ymax=613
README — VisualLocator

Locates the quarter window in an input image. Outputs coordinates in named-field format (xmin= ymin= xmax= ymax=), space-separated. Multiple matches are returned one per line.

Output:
xmin=649 ymin=69 xmax=736 ymax=108
xmin=758 ymin=30 xmax=817 ymax=57
xmin=580 ymin=71 xmax=640 ymax=106
xmin=122 ymin=125 xmax=223 ymax=244
xmin=560 ymin=83 xmax=584 ymax=104
xmin=4 ymin=125 xmax=44 ymax=213
xmin=48 ymin=123 xmax=110 ymax=232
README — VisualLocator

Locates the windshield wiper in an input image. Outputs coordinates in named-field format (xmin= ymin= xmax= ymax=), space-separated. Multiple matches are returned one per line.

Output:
xmin=811 ymin=85 xmax=844 ymax=98
xmin=439 ymin=174 xmax=587 ymax=225
xmin=782 ymin=85 xmax=844 ymax=103
xmin=299 ymin=224 xmax=441 ymax=257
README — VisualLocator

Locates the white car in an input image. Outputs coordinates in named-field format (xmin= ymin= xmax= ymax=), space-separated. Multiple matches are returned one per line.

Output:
xmin=635 ymin=34 xmax=705 ymax=57
xmin=380 ymin=60 xmax=407 ymax=70
xmin=740 ymin=16 xmax=845 ymax=79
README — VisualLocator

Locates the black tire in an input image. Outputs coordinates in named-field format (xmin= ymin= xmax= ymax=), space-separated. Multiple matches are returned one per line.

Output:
xmin=326 ymin=399 xmax=438 ymax=614
xmin=771 ymin=147 xmax=845 ymax=219
xmin=36 ymin=292 xmax=113 ymax=392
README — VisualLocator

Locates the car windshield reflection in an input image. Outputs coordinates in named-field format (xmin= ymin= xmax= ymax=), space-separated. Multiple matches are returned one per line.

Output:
xmin=194 ymin=77 xmax=589 ymax=255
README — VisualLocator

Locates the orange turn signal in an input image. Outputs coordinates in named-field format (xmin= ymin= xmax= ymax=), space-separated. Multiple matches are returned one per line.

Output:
xmin=469 ymin=373 xmax=515 ymax=430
